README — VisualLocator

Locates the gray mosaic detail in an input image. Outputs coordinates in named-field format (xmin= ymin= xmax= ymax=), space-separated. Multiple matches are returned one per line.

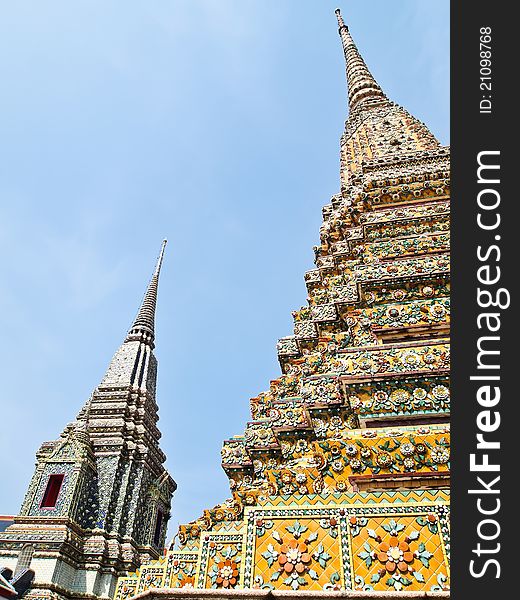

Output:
xmin=0 ymin=242 xmax=176 ymax=600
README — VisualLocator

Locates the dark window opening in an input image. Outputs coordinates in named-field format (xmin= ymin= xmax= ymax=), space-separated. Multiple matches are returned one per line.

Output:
xmin=41 ymin=474 xmax=64 ymax=508
xmin=153 ymin=510 xmax=163 ymax=546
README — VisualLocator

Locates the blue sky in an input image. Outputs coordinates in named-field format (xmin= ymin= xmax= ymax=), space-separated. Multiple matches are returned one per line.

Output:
xmin=0 ymin=1 xmax=449 ymax=538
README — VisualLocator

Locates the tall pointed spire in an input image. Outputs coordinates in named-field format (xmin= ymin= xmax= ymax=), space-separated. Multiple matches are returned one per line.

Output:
xmin=335 ymin=8 xmax=387 ymax=112
xmin=1 ymin=241 xmax=176 ymax=600
xmin=126 ymin=239 xmax=167 ymax=345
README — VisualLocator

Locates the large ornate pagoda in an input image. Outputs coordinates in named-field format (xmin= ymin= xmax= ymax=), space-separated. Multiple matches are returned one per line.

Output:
xmin=0 ymin=242 xmax=176 ymax=600
xmin=115 ymin=9 xmax=450 ymax=598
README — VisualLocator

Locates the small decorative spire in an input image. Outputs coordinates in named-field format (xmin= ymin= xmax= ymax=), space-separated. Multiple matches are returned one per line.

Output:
xmin=335 ymin=8 xmax=387 ymax=111
xmin=126 ymin=240 xmax=167 ymax=345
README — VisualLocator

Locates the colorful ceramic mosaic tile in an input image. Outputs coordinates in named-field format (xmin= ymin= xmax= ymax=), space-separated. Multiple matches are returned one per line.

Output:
xmin=0 ymin=9 xmax=450 ymax=600
xmin=114 ymin=9 xmax=451 ymax=597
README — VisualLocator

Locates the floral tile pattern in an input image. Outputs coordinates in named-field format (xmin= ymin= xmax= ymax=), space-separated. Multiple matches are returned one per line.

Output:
xmin=252 ymin=517 xmax=342 ymax=591
xmin=166 ymin=552 xmax=198 ymax=589
xmin=197 ymin=533 xmax=244 ymax=590
xmin=112 ymin=9 xmax=451 ymax=600
xmin=350 ymin=513 xmax=449 ymax=591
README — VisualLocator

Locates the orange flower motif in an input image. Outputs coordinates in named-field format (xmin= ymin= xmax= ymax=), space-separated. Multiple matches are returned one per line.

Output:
xmin=216 ymin=559 xmax=239 ymax=588
xmin=278 ymin=539 xmax=311 ymax=574
xmin=179 ymin=576 xmax=195 ymax=589
xmin=377 ymin=536 xmax=415 ymax=574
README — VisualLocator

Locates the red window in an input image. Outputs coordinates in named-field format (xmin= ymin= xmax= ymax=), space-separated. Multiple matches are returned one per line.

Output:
xmin=41 ymin=474 xmax=64 ymax=508
xmin=153 ymin=510 xmax=163 ymax=546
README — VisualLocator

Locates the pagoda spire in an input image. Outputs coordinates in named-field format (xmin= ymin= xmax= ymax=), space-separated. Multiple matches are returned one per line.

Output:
xmin=0 ymin=240 xmax=176 ymax=600
xmin=335 ymin=8 xmax=387 ymax=112
xmin=126 ymin=239 xmax=167 ymax=346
